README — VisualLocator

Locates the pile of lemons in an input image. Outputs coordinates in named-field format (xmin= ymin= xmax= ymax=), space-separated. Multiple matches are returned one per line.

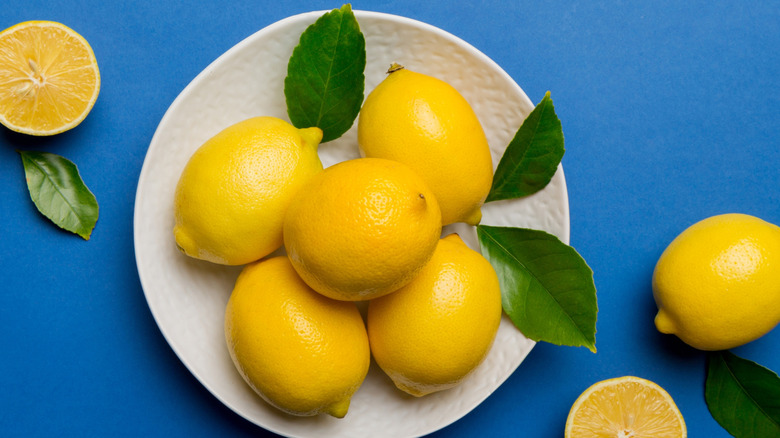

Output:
xmin=173 ymin=66 xmax=502 ymax=418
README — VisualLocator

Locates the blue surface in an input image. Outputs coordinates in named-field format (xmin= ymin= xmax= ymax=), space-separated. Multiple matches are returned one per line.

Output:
xmin=2 ymin=1 xmax=779 ymax=436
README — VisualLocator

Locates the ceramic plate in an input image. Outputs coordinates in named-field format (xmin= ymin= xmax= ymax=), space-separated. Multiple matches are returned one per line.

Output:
xmin=134 ymin=10 xmax=569 ymax=438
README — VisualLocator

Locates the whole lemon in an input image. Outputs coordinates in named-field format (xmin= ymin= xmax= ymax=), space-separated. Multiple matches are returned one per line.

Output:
xmin=367 ymin=234 xmax=502 ymax=396
xmin=173 ymin=116 xmax=323 ymax=265
xmin=357 ymin=64 xmax=493 ymax=226
xmin=653 ymin=213 xmax=780 ymax=350
xmin=224 ymin=256 xmax=370 ymax=418
xmin=283 ymin=157 xmax=442 ymax=301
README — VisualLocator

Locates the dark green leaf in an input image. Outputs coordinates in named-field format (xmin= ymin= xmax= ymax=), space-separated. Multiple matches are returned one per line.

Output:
xmin=477 ymin=225 xmax=596 ymax=351
xmin=284 ymin=4 xmax=365 ymax=143
xmin=19 ymin=151 xmax=98 ymax=240
xmin=486 ymin=91 xmax=565 ymax=202
xmin=706 ymin=351 xmax=780 ymax=437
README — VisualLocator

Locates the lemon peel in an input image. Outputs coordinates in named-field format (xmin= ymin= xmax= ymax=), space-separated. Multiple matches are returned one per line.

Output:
xmin=283 ymin=157 xmax=441 ymax=301
xmin=173 ymin=116 xmax=323 ymax=265
xmin=652 ymin=213 xmax=780 ymax=350
xmin=225 ymin=257 xmax=370 ymax=418
xmin=357 ymin=65 xmax=492 ymax=226
xmin=367 ymin=234 xmax=502 ymax=396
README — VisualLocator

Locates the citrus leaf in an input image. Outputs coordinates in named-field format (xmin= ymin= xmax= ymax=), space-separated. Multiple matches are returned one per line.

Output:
xmin=19 ymin=151 xmax=98 ymax=240
xmin=486 ymin=91 xmax=565 ymax=202
xmin=706 ymin=351 xmax=780 ymax=438
xmin=284 ymin=4 xmax=365 ymax=143
xmin=477 ymin=225 xmax=596 ymax=351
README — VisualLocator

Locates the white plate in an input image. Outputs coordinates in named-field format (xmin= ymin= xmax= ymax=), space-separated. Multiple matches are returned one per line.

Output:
xmin=134 ymin=10 xmax=569 ymax=438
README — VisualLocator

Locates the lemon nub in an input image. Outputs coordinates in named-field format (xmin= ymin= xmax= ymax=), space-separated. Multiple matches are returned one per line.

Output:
xmin=298 ymin=126 xmax=323 ymax=150
xmin=463 ymin=206 xmax=483 ymax=226
xmin=326 ymin=398 xmax=351 ymax=418
xmin=654 ymin=311 xmax=676 ymax=335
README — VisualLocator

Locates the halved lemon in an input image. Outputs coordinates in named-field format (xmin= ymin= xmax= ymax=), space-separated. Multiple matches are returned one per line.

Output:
xmin=0 ymin=21 xmax=100 ymax=135
xmin=565 ymin=376 xmax=687 ymax=438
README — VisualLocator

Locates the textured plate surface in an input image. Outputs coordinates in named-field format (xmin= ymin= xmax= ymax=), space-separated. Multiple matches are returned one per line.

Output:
xmin=134 ymin=10 xmax=569 ymax=438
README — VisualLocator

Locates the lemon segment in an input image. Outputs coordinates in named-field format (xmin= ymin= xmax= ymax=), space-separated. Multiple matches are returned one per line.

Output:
xmin=565 ymin=376 xmax=686 ymax=438
xmin=0 ymin=21 xmax=100 ymax=135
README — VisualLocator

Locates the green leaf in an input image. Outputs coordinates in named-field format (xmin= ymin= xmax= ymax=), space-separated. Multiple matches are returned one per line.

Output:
xmin=476 ymin=225 xmax=597 ymax=351
xmin=706 ymin=351 xmax=780 ymax=437
xmin=284 ymin=4 xmax=366 ymax=143
xmin=19 ymin=151 xmax=99 ymax=240
xmin=485 ymin=91 xmax=565 ymax=202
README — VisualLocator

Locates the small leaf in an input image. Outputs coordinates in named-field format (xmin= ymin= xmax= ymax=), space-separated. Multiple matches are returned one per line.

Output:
xmin=284 ymin=4 xmax=366 ymax=143
xmin=486 ymin=91 xmax=565 ymax=202
xmin=477 ymin=225 xmax=597 ymax=351
xmin=19 ymin=151 xmax=99 ymax=240
xmin=706 ymin=351 xmax=780 ymax=437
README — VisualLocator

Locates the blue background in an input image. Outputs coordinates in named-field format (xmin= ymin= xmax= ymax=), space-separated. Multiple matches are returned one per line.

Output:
xmin=2 ymin=1 xmax=779 ymax=437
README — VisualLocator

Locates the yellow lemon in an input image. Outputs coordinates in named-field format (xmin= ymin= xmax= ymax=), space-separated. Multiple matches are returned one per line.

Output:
xmin=0 ymin=21 xmax=100 ymax=135
xmin=174 ymin=116 xmax=322 ymax=265
xmin=357 ymin=64 xmax=493 ymax=226
xmin=652 ymin=213 xmax=780 ymax=350
xmin=224 ymin=256 xmax=370 ymax=418
xmin=367 ymin=234 xmax=502 ymax=396
xmin=565 ymin=376 xmax=686 ymax=438
xmin=283 ymin=157 xmax=441 ymax=301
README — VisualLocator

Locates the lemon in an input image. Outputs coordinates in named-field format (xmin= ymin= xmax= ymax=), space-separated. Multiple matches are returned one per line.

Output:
xmin=652 ymin=213 xmax=780 ymax=350
xmin=283 ymin=157 xmax=441 ymax=301
xmin=224 ymin=256 xmax=370 ymax=418
xmin=357 ymin=64 xmax=493 ymax=226
xmin=565 ymin=376 xmax=686 ymax=438
xmin=0 ymin=21 xmax=100 ymax=135
xmin=173 ymin=116 xmax=323 ymax=265
xmin=367 ymin=234 xmax=502 ymax=396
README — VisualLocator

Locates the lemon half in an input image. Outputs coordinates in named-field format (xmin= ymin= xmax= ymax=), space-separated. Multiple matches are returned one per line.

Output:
xmin=565 ymin=376 xmax=686 ymax=438
xmin=0 ymin=21 xmax=100 ymax=135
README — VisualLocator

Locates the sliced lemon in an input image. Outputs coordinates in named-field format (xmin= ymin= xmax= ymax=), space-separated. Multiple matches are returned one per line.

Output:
xmin=565 ymin=376 xmax=686 ymax=438
xmin=0 ymin=21 xmax=100 ymax=135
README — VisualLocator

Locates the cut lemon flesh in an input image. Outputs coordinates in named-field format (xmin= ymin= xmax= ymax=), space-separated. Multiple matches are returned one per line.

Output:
xmin=0 ymin=21 xmax=100 ymax=135
xmin=565 ymin=376 xmax=686 ymax=438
